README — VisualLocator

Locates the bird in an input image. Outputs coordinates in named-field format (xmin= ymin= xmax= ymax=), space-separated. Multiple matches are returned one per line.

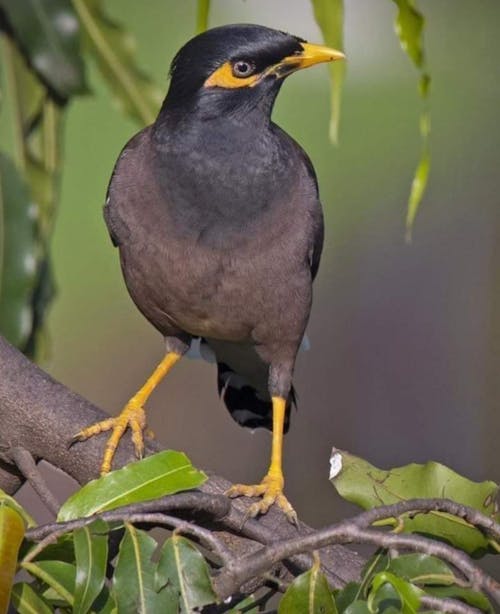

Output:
xmin=75 ymin=23 xmax=344 ymax=522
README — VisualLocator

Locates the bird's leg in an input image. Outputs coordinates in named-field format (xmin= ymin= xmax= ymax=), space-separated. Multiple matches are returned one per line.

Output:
xmin=73 ymin=351 xmax=182 ymax=474
xmin=227 ymin=396 xmax=297 ymax=524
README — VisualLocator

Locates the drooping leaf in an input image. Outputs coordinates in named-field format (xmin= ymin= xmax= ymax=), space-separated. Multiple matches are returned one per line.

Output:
xmin=278 ymin=560 xmax=337 ymax=614
xmin=0 ymin=36 xmax=64 ymax=357
xmin=424 ymin=586 xmax=493 ymax=613
xmin=156 ymin=534 xmax=216 ymax=613
xmin=369 ymin=572 xmax=422 ymax=614
xmin=11 ymin=582 xmax=53 ymax=614
xmin=0 ymin=0 xmax=87 ymax=98
xmin=72 ymin=0 xmax=162 ymax=125
xmin=0 ymin=153 xmax=38 ymax=349
xmin=0 ymin=503 xmax=26 ymax=613
xmin=196 ymin=0 xmax=210 ymax=34
xmin=73 ymin=520 xmax=108 ymax=614
xmin=392 ymin=0 xmax=424 ymax=68
xmin=112 ymin=524 xmax=176 ymax=614
xmin=391 ymin=0 xmax=431 ymax=238
xmin=405 ymin=144 xmax=429 ymax=241
xmin=311 ymin=0 xmax=345 ymax=143
xmin=387 ymin=554 xmax=456 ymax=587
xmin=330 ymin=449 xmax=500 ymax=555
xmin=58 ymin=450 xmax=206 ymax=521
xmin=21 ymin=560 xmax=76 ymax=606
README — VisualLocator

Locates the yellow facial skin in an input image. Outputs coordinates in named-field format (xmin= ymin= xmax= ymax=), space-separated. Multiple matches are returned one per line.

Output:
xmin=204 ymin=42 xmax=345 ymax=89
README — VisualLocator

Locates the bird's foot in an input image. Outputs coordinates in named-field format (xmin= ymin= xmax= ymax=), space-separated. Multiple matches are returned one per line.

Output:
xmin=72 ymin=397 xmax=147 ymax=475
xmin=226 ymin=472 xmax=298 ymax=525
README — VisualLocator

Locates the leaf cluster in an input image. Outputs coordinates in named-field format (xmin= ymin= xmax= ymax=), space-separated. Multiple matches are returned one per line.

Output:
xmin=1 ymin=448 xmax=498 ymax=613
xmin=0 ymin=0 xmax=160 ymax=355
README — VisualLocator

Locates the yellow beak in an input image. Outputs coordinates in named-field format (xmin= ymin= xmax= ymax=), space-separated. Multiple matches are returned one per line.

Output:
xmin=265 ymin=42 xmax=345 ymax=80
xmin=294 ymin=42 xmax=346 ymax=68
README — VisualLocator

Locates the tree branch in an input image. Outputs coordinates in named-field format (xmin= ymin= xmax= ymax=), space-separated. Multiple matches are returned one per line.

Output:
xmin=0 ymin=335 xmax=363 ymax=588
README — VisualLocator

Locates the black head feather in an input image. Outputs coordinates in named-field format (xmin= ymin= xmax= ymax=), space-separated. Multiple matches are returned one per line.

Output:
xmin=161 ymin=24 xmax=304 ymax=116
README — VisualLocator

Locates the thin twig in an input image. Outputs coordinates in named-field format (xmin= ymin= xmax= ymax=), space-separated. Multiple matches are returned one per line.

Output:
xmin=26 ymin=491 xmax=230 ymax=541
xmin=214 ymin=523 xmax=500 ymax=605
xmin=9 ymin=447 xmax=60 ymax=516
xmin=349 ymin=498 xmax=500 ymax=541
xmin=23 ymin=506 xmax=231 ymax=565
xmin=419 ymin=594 xmax=481 ymax=614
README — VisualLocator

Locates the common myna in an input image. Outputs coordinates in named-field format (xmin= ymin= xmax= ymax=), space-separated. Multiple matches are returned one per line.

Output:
xmin=76 ymin=24 xmax=344 ymax=522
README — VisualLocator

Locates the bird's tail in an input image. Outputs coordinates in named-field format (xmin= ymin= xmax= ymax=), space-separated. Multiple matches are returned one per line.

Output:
xmin=217 ymin=362 xmax=294 ymax=431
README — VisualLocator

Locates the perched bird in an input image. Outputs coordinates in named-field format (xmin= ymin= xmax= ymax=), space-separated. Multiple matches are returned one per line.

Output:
xmin=76 ymin=24 xmax=344 ymax=522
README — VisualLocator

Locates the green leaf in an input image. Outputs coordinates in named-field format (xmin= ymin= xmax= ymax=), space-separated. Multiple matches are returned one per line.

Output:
xmin=156 ymin=534 xmax=216 ymax=613
xmin=73 ymin=520 xmax=108 ymax=614
xmin=369 ymin=572 xmax=422 ymax=614
xmin=392 ymin=0 xmax=424 ymax=68
xmin=0 ymin=153 xmax=38 ymax=349
xmin=278 ymin=560 xmax=337 ymax=614
xmin=0 ymin=503 xmax=26 ymax=613
xmin=72 ymin=0 xmax=162 ymax=125
xmin=359 ymin=551 xmax=389 ymax=598
xmin=58 ymin=450 xmax=207 ymax=521
xmin=368 ymin=582 xmax=403 ymax=613
xmin=387 ymin=554 xmax=456 ymax=587
xmin=0 ymin=37 xmax=64 ymax=357
xmin=405 ymin=142 xmax=429 ymax=241
xmin=11 ymin=582 xmax=53 ymax=614
xmin=21 ymin=560 xmax=76 ymax=606
xmin=0 ymin=0 xmax=87 ymax=98
xmin=196 ymin=0 xmax=210 ymax=34
xmin=424 ymin=586 xmax=493 ymax=613
xmin=112 ymin=524 xmax=176 ymax=614
xmin=330 ymin=449 xmax=500 ymax=555
xmin=311 ymin=0 xmax=345 ymax=143
xmin=391 ymin=0 xmax=431 ymax=238
xmin=24 ymin=535 xmax=74 ymax=564
xmin=0 ymin=489 xmax=35 ymax=528
xmin=334 ymin=582 xmax=361 ymax=613
xmin=343 ymin=602 xmax=370 ymax=614
xmin=226 ymin=594 xmax=259 ymax=613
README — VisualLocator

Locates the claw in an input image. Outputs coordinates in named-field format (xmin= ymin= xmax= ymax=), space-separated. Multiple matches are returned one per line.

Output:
xmin=73 ymin=399 xmax=146 ymax=474
xmin=226 ymin=472 xmax=298 ymax=524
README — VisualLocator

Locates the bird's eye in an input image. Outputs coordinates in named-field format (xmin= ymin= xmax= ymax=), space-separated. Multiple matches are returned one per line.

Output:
xmin=232 ymin=60 xmax=255 ymax=78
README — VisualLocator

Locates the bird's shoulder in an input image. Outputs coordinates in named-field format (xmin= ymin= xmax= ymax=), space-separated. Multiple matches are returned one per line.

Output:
xmin=270 ymin=123 xmax=324 ymax=279
xmin=103 ymin=127 xmax=154 ymax=247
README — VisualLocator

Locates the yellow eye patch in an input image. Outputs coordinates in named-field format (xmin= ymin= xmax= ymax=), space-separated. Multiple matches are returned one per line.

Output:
xmin=204 ymin=61 xmax=260 ymax=89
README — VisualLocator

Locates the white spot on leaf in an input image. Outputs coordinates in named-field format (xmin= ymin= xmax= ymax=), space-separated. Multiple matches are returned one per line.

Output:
xmin=329 ymin=448 xmax=343 ymax=480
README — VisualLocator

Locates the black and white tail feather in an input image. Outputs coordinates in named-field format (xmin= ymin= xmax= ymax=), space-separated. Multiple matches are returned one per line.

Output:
xmin=217 ymin=362 xmax=295 ymax=432
xmin=186 ymin=337 xmax=299 ymax=431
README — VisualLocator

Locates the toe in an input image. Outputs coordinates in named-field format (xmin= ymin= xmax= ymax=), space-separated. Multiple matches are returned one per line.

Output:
xmin=73 ymin=418 xmax=116 ymax=441
xmin=276 ymin=494 xmax=298 ymax=525
xmin=226 ymin=483 xmax=267 ymax=498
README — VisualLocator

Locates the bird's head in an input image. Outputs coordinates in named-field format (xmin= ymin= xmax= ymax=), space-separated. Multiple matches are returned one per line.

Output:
xmin=160 ymin=24 xmax=344 ymax=122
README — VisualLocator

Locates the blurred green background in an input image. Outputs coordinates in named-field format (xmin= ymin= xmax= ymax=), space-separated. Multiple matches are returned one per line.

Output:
xmin=12 ymin=0 xmax=498 ymax=528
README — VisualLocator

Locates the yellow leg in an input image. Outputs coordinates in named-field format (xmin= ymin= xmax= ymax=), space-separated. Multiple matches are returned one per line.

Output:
xmin=74 ymin=352 xmax=182 ymax=474
xmin=226 ymin=396 xmax=297 ymax=524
